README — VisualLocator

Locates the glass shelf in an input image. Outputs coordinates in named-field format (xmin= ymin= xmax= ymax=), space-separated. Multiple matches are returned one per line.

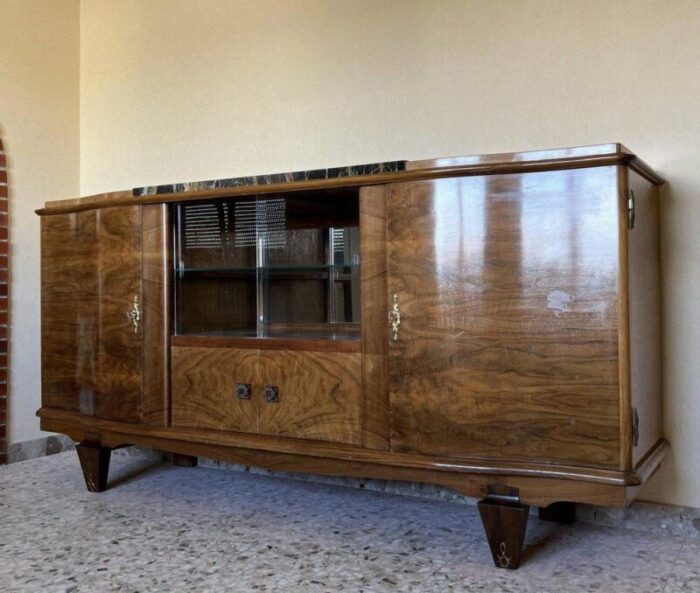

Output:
xmin=179 ymin=263 xmax=356 ymax=275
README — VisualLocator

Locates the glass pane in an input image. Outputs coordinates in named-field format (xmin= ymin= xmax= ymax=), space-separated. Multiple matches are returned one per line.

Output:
xmin=259 ymin=193 xmax=360 ymax=339
xmin=173 ymin=190 xmax=360 ymax=340
xmin=174 ymin=198 xmax=258 ymax=336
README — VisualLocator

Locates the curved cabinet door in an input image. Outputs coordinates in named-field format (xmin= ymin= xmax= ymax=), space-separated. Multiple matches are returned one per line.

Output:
xmin=41 ymin=206 xmax=143 ymax=423
xmin=386 ymin=170 xmax=622 ymax=468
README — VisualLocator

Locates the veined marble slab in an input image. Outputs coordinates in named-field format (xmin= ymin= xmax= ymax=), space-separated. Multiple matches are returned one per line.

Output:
xmin=133 ymin=160 xmax=407 ymax=196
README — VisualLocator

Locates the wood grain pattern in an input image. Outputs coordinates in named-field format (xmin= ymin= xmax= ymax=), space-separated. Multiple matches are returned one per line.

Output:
xmin=42 ymin=211 xmax=97 ymax=413
xmin=171 ymin=346 xmax=259 ymax=433
xmin=626 ymin=170 xmax=663 ymax=466
xmin=141 ymin=204 xmax=170 ymax=425
xmin=172 ymin=346 xmax=361 ymax=444
xmin=39 ymin=408 xmax=665 ymax=508
xmin=36 ymin=145 xmax=664 ymax=216
xmin=258 ymin=350 xmax=362 ymax=445
xmin=40 ymin=407 xmax=667 ymax=488
xmin=359 ymin=185 xmax=389 ymax=450
xmin=93 ymin=207 xmax=143 ymax=422
xmin=41 ymin=207 xmax=143 ymax=422
xmin=387 ymin=169 xmax=622 ymax=467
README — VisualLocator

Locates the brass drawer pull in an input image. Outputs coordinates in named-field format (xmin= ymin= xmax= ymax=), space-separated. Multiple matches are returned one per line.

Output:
xmin=388 ymin=294 xmax=401 ymax=341
xmin=264 ymin=385 xmax=279 ymax=403
xmin=236 ymin=383 xmax=252 ymax=400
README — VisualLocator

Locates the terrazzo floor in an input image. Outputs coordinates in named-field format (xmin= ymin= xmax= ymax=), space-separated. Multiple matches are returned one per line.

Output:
xmin=0 ymin=451 xmax=697 ymax=593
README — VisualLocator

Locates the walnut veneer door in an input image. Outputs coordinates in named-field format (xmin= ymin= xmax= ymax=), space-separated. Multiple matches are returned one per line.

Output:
xmin=41 ymin=206 xmax=143 ymax=422
xmin=171 ymin=347 xmax=259 ymax=432
xmin=258 ymin=350 xmax=362 ymax=445
xmin=387 ymin=169 xmax=622 ymax=468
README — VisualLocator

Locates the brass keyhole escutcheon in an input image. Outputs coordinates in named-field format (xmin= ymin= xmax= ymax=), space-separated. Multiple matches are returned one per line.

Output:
xmin=388 ymin=294 xmax=401 ymax=341
xmin=126 ymin=295 xmax=140 ymax=333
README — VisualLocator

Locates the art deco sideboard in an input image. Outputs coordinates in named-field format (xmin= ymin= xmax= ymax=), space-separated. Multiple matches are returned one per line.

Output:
xmin=37 ymin=144 xmax=666 ymax=569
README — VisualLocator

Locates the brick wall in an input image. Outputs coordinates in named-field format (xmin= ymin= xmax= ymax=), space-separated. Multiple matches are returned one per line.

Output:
xmin=0 ymin=138 xmax=7 ymax=464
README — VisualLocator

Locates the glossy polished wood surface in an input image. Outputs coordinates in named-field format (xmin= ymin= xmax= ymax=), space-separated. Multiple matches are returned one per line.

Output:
xmin=39 ymin=407 xmax=669 ymax=507
xmin=258 ymin=350 xmax=362 ymax=445
xmin=42 ymin=206 xmax=143 ymax=422
xmin=37 ymin=145 xmax=664 ymax=216
xmin=387 ymin=168 xmax=622 ymax=467
xmin=42 ymin=211 xmax=94 ymax=414
xmin=359 ymin=185 xmax=390 ymax=450
xmin=141 ymin=204 xmax=170 ymax=425
xmin=171 ymin=346 xmax=259 ymax=433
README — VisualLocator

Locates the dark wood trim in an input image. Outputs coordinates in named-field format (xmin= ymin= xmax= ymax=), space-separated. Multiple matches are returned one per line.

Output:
xmin=172 ymin=453 xmax=198 ymax=467
xmin=478 ymin=498 xmax=530 ymax=569
xmin=37 ymin=407 xmax=667 ymax=489
xmin=170 ymin=334 xmax=361 ymax=353
xmin=76 ymin=443 xmax=112 ymax=492
xmin=538 ymin=502 xmax=576 ymax=524
xmin=36 ymin=146 xmax=664 ymax=216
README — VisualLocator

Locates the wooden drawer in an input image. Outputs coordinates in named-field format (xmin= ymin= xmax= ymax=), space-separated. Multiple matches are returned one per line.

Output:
xmin=171 ymin=346 xmax=259 ymax=433
xmin=171 ymin=346 xmax=362 ymax=445
xmin=258 ymin=349 xmax=362 ymax=445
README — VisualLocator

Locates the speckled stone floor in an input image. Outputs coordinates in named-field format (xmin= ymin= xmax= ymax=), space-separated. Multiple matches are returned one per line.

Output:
xmin=0 ymin=452 xmax=697 ymax=593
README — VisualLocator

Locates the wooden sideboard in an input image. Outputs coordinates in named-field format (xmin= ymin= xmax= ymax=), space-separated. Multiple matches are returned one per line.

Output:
xmin=37 ymin=144 xmax=666 ymax=569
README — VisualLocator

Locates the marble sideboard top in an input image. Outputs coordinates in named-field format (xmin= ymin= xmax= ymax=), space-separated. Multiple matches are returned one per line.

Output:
xmin=132 ymin=160 xmax=407 ymax=196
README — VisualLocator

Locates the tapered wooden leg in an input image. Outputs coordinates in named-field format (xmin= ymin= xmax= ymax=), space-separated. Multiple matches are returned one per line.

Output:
xmin=76 ymin=443 xmax=111 ymax=493
xmin=539 ymin=501 xmax=576 ymax=524
xmin=172 ymin=453 xmax=198 ymax=467
xmin=478 ymin=498 xmax=530 ymax=569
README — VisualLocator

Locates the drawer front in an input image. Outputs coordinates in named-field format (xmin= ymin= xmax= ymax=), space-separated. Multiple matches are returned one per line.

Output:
xmin=171 ymin=346 xmax=259 ymax=432
xmin=258 ymin=350 xmax=362 ymax=445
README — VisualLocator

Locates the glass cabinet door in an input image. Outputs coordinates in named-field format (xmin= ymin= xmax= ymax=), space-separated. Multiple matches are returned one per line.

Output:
xmin=174 ymin=189 xmax=360 ymax=340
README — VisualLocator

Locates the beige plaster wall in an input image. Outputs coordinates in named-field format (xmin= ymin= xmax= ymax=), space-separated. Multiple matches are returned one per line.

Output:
xmin=0 ymin=0 xmax=81 ymax=444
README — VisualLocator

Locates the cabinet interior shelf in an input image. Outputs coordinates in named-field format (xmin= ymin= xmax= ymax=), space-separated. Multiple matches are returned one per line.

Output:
xmin=180 ymin=263 xmax=354 ymax=275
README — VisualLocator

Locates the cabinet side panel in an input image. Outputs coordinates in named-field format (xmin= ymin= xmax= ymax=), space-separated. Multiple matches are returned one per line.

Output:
xmin=142 ymin=204 xmax=171 ymax=425
xmin=41 ymin=212 xmax=98 ymax=413
xmin=627 ymin=171 xmax=663 ymax=466
xmin=387 ymin=169 xmax=622 ymax=467
xmin=93 ymin=206 xmax=143 ymax=423
xmin=360 ymin=185 xmax=389 ymax=450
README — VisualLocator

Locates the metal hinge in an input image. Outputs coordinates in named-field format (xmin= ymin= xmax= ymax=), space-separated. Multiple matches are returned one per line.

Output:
xmin=627 ymin=190 xmax=636 ymax=229
xmin=632 ymin=407 xmax=639 ymax=447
